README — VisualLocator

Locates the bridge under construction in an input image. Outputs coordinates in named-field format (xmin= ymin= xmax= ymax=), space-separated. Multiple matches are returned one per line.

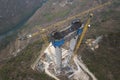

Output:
xmin=29 ymin=1 xmax=112 ymax=80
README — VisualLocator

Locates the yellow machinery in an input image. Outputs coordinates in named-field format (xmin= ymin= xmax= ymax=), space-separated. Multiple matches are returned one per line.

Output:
xmin=31 ymin=1 xmax=111 ymax=38
xmin=73 ymin=14 xmax=93 ymax=57
xmin=31 ymin=2 xmax=112 ymax=60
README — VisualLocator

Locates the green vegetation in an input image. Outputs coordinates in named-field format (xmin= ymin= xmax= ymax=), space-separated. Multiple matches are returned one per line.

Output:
xmin=43 ymin=13 xmax=53 ymax=22
xmin=43 ymin=9 xmax=70 ymax=22
xmin=81 ymin=1 xmax=120 ymax=80
xmin=0 ymin=0 xmax=45 ymax=35
xmin=79 ymin=0 xmax=88 ymax=7
xmin=56 ymin=10 xmax=70 ymax=18
xmin=81 ymin=32 xmax=120 ymax=80
xmin=0 ymin=40 xmax=54 ymax=80
xmin=0 ymin=34 xmax=17 ymax=51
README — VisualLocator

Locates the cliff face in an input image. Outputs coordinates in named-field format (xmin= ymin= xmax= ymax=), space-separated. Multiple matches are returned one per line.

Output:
xmin=0 ymin=0 xmax=45 ymax=35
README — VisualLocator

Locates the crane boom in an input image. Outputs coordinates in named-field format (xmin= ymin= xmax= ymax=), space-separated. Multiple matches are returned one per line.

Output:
xmin=73 ymin=14 xmax=92 ymax=57
xmin=30 ymin=1 xmax=111 ymax=38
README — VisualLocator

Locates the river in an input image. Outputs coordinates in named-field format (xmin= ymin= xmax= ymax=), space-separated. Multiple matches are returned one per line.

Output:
xmin=0 ymin=0 xmax=48 ymax=40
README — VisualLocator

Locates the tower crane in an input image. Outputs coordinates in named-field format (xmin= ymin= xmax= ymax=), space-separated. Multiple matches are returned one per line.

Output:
xmin=30 ymin=1 xmax=112 ymax=80
xmin=18 ymin=1 xmax=111 ymax=41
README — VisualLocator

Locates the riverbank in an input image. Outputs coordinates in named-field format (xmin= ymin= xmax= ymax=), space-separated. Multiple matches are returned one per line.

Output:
xmin=0 ymin=0 xmax=47 ymax=39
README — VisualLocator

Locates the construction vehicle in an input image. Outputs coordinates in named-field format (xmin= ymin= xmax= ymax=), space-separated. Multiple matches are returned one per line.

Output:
xmin=18 ymin=34 xmax=32 ymax=41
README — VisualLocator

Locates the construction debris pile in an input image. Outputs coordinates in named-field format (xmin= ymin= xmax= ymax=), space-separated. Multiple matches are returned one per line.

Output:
xmin=85 ymin=36 xmax=103 ymax=51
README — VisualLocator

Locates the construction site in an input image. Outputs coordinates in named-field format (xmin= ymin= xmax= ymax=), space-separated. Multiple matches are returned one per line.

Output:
xmin=29 ymin=1 xmax=111 ymax=80
xmin=0 ymin=0 xmax=120 ymax=80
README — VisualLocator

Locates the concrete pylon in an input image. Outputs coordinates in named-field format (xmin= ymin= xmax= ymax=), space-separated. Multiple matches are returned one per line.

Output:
xmin=55 ymin=47 xmax=62 ymax=72
xmin=70 ymin=36 xmax=78 ymax=51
